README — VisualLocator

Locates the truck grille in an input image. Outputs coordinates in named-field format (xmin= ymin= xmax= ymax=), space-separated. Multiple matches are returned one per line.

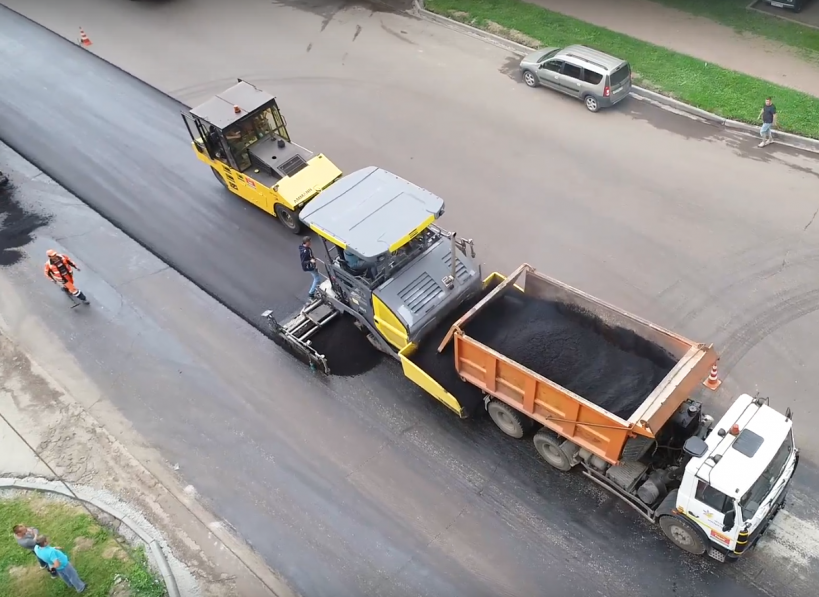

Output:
xmin=280 ymin=155 xmax=308 ymax=177
xmin=441 ymin=253 xmax=470 ymax=282
xmin=398 ymin=272 xmax=443 ymax=314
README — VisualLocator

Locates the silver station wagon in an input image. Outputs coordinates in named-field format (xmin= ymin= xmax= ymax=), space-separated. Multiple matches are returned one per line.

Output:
xmin=520 ymin=45 xmax=632 ymax=112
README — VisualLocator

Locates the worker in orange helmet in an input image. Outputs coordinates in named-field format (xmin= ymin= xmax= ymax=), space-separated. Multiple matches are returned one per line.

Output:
xmin=44 ymin=250 xmax=88 ymax=304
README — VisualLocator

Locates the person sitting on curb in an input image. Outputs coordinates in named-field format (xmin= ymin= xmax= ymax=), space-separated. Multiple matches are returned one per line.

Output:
xmin=34 ymin=535 xmax=86 ymax=593
xmin=12 ymin=524 xmax=57 ymax=577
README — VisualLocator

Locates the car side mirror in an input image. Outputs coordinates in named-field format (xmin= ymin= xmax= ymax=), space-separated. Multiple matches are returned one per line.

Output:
xmin=722 ymin=510 xmax=736 ymax=532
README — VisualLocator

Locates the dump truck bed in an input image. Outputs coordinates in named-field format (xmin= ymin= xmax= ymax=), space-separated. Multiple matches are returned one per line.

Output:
xmin=443 ymin=265 xmax=718 ymax=464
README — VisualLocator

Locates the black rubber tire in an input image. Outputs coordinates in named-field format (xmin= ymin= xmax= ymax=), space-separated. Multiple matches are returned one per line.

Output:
xmin=522 ymin=70 xmax=539 ymax=88
xmin=486 ymin=400 xmax=528 ymax=439
xmin=533 ymin=429 xmax=573 ymax=471
xmin=274 ymin=204 xmax=302 ymax=234
xmin=583 ymin=95 xmax=600 ymax=113
xmin=659 ymin=515 xmax=707 ymax=555
xmin=211 ymin=167 xmax=227 ymax=188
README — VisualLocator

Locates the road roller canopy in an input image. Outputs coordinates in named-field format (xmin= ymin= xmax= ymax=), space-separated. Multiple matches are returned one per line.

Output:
xmin=189 ymin=80 xmax=279 ymax=131
xmin=299 ymin=167 xmax=445 ymax=260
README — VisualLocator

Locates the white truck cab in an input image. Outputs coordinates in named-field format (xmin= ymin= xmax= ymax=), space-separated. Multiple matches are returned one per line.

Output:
xmin=669 ymin=394 xmax=798 ymax=561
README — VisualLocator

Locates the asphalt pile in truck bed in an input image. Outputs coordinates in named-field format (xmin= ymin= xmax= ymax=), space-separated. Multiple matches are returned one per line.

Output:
xmin=464 ymin=290 xmax=677 ymax=420
xmin=408 ymin=283 xmax=500 ymax=416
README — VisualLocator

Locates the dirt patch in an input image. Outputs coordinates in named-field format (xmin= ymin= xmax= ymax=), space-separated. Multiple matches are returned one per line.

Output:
xmin=109 ymin=577 xmax=133 ymax=597
xmin=102 ymin=542 xmax=129 ymax=561
xmin=74 ymin=536 xmax=95 ymax=552
xmin=0 ymin=187 xmax=52 ymax=267
xmin=28 ymin=497 xmax=83 ymax=519
xmin=7 ymin=564 xmax=48 ymax=594
xmin=484 ymin=20 xmax=541 ymax=48
xmin=8 ymin=565 xmax=29 ymax=578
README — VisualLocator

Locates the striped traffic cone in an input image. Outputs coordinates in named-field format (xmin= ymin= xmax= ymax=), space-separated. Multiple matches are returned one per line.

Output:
xmin=703 ymin=363 xmax=721 ymax=390
xmin=79 ymin=27 xmax=92 ymax=47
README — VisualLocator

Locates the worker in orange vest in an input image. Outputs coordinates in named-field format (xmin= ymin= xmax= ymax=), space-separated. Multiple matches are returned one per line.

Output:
xmin=44 ymin=250 xmax=88 ymax=304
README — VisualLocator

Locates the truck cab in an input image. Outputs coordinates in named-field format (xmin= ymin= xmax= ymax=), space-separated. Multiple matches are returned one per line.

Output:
xmin=671 ymin=394 xmax=798 ymax=560
xmin=182 ymin=79 xmax=342 ymax=233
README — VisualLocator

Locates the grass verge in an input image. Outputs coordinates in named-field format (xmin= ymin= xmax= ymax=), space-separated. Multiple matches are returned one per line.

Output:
xmin=425 ymin=0 xmax=819 ymax=139
xmin=651 ymin=0 xmax=819 ymax=58
xmin=1 ymin=494 xmax=166 ymax=597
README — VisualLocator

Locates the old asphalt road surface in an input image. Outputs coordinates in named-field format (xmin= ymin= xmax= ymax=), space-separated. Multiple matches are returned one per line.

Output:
xmin=2 ymin=1 xmax=819 ymax=596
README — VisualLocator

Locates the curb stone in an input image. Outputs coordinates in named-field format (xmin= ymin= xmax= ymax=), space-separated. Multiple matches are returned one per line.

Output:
xmin=0 ymin=477 xmax=181 ymax=597
xmin=412 ymin=0 xmax=819 ymax=154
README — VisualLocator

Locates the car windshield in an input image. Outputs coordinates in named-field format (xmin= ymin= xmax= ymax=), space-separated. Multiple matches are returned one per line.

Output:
xmin=540 ymin=49 xmax=559 ymax=62
xmin=740 ymin=430 xmax=794 ymax=521
xmin=610 ymin=63 xmax=631 ymax=86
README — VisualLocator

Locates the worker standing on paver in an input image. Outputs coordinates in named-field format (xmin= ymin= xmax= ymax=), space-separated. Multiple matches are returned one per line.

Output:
xmin=758 ymin=97 xmax=777 ymax=148
xmin=299 ymin=236 xmax=321 ymax=300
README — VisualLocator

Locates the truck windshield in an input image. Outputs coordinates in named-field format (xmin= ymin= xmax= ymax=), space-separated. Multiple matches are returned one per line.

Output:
xmin=740 ymin=430 xmax=794 ymax=521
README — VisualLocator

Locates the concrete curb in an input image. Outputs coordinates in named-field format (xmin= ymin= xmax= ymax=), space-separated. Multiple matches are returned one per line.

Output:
xmin=412 ymin=0 xmax=819 ymax=154
xmin=0 ymin=477 xmax=180 ymax=597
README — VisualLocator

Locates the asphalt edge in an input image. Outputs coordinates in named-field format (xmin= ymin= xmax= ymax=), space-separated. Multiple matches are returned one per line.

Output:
xmin=411 ymin=0 xmax=819 ymax=155
xmin=0 ymin=477 xmax=180 ymax=597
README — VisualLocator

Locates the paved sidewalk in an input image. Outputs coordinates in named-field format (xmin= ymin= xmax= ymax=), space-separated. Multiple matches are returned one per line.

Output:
xmin=0 ymin=322 xmax=290 ymax=597
xmin=527 ymin=0 xmax=819 ymax=97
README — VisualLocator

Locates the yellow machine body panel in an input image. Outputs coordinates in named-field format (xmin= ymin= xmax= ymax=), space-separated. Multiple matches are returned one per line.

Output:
xmin=192 ymin=142 xmax=341 ymax=214
xmin=185 ymin=81 xmax=342 ymax=225
xmin=372 ymin=295 xmax=409 ymax=351
xmin=393 ymin=273 xmax=508 ymax=420
xmin=399 ymin=344 xmax=467 ymax=418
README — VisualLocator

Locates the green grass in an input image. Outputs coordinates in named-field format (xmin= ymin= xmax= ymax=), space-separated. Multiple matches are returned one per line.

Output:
xmin=1 ymin=495 xmax=166 ymax=597
xmin=651 ymin=0 xmax=819 ymax=58
xmin=426 ymin=0 xmax=819 ymax=139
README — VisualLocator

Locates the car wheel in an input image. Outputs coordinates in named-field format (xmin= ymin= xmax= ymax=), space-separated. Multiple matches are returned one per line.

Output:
xmin=584 ymin=95 xmax=600 ymax=112
xmin=523 ymin=71 xmax=538 ymax=88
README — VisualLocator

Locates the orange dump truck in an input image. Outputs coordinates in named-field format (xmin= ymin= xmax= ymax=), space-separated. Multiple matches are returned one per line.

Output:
xmin=434 ymin=264 xmax=798 ymax=561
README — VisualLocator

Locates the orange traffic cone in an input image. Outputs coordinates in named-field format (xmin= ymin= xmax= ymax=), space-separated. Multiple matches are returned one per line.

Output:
xmin=79 ymin=28 xmax=92 ymax=48
xmin=703 ymin=363 xmax=721 ymax=390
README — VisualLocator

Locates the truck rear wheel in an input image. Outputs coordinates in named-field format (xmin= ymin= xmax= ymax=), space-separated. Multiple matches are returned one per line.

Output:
xmin=659 ymin=515 xmax=706 ymax=555
xmin=486 ymin=400 xmax=529 ymax=439
xmin=533 ymin=429 xmax=573 ymax=471
xmin=274 ymin=204 xmax=302 ymax=234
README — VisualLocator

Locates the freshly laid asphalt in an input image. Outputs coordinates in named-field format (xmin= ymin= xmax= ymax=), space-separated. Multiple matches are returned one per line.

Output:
xmin=2 ymin=1 xmax=819 ymax=596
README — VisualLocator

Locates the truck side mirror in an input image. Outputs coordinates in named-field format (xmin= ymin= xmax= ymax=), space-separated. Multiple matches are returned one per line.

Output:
xmin=722 ymin=509 xmax=736 ymax=532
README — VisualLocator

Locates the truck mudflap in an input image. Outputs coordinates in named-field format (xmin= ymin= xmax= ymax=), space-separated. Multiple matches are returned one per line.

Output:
xmin=399 ymin=343 xmax=468 ymax=418
xmin=262 ymin=300 xmax=339 ymax=374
